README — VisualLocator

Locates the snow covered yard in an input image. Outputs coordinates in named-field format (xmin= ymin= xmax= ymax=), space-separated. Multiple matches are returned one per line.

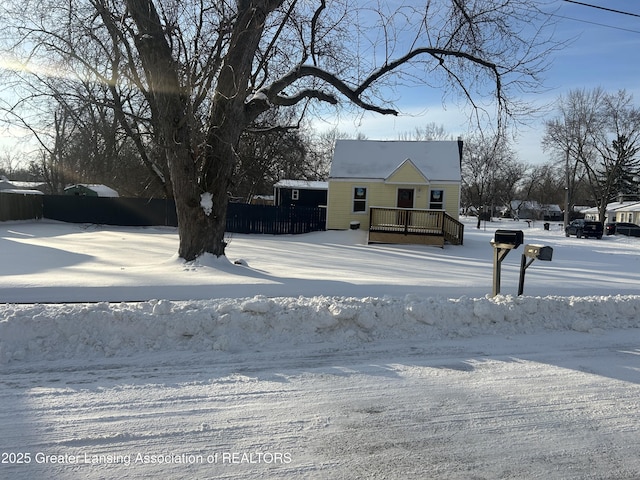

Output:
xmin=1 ymin=217 xmax=640 ymax=479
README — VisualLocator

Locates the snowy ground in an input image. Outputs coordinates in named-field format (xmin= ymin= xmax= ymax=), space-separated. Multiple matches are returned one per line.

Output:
xmin=1 ymin=217 xmax=639 ymax=479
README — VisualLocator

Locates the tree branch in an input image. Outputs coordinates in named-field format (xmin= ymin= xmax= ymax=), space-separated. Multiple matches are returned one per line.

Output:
xmin=256 ymin=45 xmax=503 ymax=120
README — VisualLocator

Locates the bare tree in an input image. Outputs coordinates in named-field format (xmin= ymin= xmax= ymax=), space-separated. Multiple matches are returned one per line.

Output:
xmin=589 ymin=91 xmax=640 ymax=210
xmin=461 ymin=133 xmax=526 ymax=225
xmin=397 ymin=123 xmax=453 ymax=141
xmin=1 ymin=0 xmax=560 ymax=260
xmin=544 ymin=88 xmax=640 ymax=225
xmin=234 ymin=109 xmax=312 ymax=201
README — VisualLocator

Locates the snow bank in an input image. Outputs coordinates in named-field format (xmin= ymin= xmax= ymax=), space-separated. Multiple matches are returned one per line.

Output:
xmin=2 ymin=294 xmax=639 ymax=364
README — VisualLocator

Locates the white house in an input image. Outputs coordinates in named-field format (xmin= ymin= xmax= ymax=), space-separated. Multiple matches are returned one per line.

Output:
xmin=612 ymin=201 xmax=640 ymax=224
xmin=582 ymin=201 xmax=640 ymax=223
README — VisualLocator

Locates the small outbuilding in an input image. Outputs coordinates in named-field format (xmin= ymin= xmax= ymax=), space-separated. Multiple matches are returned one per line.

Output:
xmin=274 ymin=179 xmax=328 ymax=208
xmin=64 ymin=184 xmax=119 ymax=197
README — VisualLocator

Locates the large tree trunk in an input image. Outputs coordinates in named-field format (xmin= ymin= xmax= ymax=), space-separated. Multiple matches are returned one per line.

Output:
xmin=125 ymin=0 xmax=276 ymax=261
xmin=168 ymin=133 xmax=237 ymax=260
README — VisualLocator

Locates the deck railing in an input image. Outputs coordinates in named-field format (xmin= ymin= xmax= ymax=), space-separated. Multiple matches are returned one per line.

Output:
xmin=369 ymin=207 xmax=464 ymax=245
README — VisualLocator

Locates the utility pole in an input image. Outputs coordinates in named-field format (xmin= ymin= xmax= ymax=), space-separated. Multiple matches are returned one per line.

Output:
xmin=564 ymin=149 xmax=570 ymax=230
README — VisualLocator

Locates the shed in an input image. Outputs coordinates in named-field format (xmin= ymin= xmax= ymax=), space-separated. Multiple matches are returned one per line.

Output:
xmin=64 ymin=184 xmax=119 ymax=197
xmin=274 ymin=180 xmax=328 ymax=208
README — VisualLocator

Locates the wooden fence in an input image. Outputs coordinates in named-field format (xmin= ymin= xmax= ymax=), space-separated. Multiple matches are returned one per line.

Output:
xmin=0 ymin=192 xmax=43 ymax=221
xmin=43 ymin=195 xmax=178 ymax=226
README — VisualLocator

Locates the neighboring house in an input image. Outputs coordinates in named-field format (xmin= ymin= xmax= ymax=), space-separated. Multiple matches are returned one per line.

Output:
xmin=582 ymin=201 xmax=640 ymax=223
xmin=327 ymin=139 xmax=463 ymax=245
xmin=542 ymin=204 xmax=563 ymax=221
xmin=509 ymin=200 xmax=563 ymax=221
xmin=613 ymin=201 xmax=640 ymax=224
xmin=509 ymin=200 xmax=540 ymax=220
xmin=274 ymin=180 xmax=328 ymax=208
xmin=64 ymin=184 xmax=119 ymax=197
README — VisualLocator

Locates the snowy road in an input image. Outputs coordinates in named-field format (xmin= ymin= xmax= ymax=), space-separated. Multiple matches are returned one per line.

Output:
xmin=2 ymin=330 xmax=639 ymax=480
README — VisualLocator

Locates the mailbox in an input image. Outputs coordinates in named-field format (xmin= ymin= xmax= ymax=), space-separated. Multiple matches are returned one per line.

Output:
xmin=493 ymin=230 xmax=524 ymax=249
xmin=524 ymin=244 xmax=553 ymax=261
xmin=490 ymin=230 xmax=524 ymax=296
xmin=518 ymin=244 xmax=554 ymax=295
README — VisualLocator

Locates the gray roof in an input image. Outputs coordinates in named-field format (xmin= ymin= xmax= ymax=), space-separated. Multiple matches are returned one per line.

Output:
xmin=329 ymin=140 xmax=462 ymax=181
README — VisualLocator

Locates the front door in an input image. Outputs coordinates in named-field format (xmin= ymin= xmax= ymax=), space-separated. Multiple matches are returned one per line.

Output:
xmin=397 ymin=188 xmax=414 ymax=208
xmin=396 ymin=188 xmax=414 ymax=226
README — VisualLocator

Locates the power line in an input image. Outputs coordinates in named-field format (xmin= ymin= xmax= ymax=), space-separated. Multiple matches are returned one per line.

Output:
xmin=563 ymin=0 xmax=640 ymax=19
xmin=554 ymin=13 xmax=640 ymax=35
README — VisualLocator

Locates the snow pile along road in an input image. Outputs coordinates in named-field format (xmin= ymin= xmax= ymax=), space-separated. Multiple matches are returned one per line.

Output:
xmin=2 ymin=293 xmax=639 ymax=364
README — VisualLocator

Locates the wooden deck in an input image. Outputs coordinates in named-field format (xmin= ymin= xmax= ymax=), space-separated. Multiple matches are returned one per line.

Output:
xmin=368 ymin=207 xmax=464 ymax=247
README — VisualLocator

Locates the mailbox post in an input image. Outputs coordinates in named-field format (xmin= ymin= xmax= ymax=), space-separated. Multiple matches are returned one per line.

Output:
xmin=490 ymin=230 xmax=524 ymax=297
xmin=518 ymin=244 xmax=553 ymax=295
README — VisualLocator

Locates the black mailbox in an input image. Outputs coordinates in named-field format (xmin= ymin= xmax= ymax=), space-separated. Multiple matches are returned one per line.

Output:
xmin=493 ymin=230 xmax=524 ymax=248
xmin=524 ymin=244 xmax=553 ymax=261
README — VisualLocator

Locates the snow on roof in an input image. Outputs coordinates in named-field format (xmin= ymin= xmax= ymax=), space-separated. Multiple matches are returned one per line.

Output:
xmin=0 ymin=188 xmax=44 ymax=195
xmin=612 ymin=201 xmax=640 ymax=212
xmin=329 ymin=140 xmax=461 ymax=181
xmin=581 ymin=201 xmax=640 ymax=214
xmin=508 ymin=201 xmax=561 ymax=212
xmin=10 ymin=181 xmax=47 ymax=189
xmin=66 ymin=184 xmax=119 ymax=197
xmin=274 ymin=180 xmax=328 ymax=190
xmin=511 ymin=200 xmax=541 ymax=210
xmin=539 ymin=204 xmax=562 ymax=212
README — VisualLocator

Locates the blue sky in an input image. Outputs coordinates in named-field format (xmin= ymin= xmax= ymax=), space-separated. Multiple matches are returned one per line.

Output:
xmin=324 ymin=0 xmax=640 ymax=165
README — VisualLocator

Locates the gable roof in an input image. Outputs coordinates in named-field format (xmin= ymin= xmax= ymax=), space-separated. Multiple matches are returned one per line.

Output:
xmin=385 ymin=158 xmax=429 ymax=183
xmin=329 ymin=140 xmax=462 ymax=182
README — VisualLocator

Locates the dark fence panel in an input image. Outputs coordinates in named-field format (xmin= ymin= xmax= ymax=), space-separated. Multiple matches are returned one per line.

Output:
xmin=226 ymin=203 xmax=326 ymax=234
xmin=39 ymin=195 xmax=325 ymax=234
xmin=0 ymin=192 xmax=43 ymax=221
xmin=43 ymin=195 xmax=178 ymax=226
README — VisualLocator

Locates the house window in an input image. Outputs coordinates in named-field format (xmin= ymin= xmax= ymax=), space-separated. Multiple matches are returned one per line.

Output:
xmin=353 ymin=187 xmax=367 ymax=213
xmin=429 ymin=189 xmax=444 ymax=209
xmin=292 ymin=189 xmax=299 ymax=201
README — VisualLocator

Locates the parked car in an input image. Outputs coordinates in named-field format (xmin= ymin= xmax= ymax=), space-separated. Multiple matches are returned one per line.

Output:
xmin=605 ymin=222 xmax=617 ymax=235
xmin=608 ymin=222 xmax=640 ymax=237
xmin=565 ymin=219 xmax=603 ymax=239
